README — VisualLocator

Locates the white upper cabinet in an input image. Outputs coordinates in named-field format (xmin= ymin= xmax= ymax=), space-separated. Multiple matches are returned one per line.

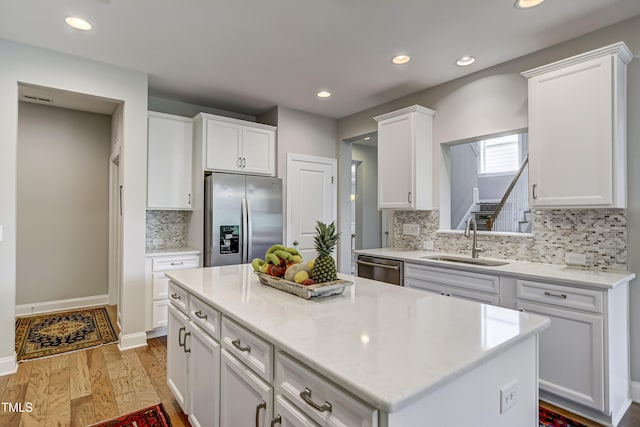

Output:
xmin=147 ymin=112 xmax=193 ymax=209
xmin=195 ymin=113 xmax=276 ymax=176
xmin=523 ymin=42 xmax=632 ymax=208
xmin=374 ymin=105 xmax=435 ymax=210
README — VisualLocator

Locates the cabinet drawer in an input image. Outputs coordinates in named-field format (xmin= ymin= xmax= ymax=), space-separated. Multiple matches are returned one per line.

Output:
xmin=152 ymin=272 xmax=169 ymax=300
xmin=222 ymin=316 xmax=273 ymax=382
xmin=405 ymin=263 xmax=499 ymax=294
xmin=168 ymin=281 xmax=189 ymax=314
xmin=152 ymin=299 xmax=169 ymax=329
xmin=189 ymin=295 xmax=221 ymax=341
xmin=516 ymin=280 xmax=603 ymax=313
xmin=405 ymin=277 xmax=446 ymax=295
xmin=152 ymin=255 xmax=199 ymax=272
xmin=276 ymin=352 xmax=378 ymax=427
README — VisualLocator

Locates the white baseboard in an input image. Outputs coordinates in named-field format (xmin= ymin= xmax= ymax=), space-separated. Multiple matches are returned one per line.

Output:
xmin=118 ymin=332 xmax=147 ymax=351
xmin=0 ymin=353 xmax=17 ymax=377
xmin=15 ymin=294 xmax=110 ymax=316
xmin=146 ymin=327 xmax=167 ymax=339
xmin=632 ymin=381 xmax=640 ymax=403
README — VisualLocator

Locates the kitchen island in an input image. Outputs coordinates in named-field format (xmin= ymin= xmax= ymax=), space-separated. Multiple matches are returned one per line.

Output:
xmin=166 ymin=264 xmax=549 ymax=427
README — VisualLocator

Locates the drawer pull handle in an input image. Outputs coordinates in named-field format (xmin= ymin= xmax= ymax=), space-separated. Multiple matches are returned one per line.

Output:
xmin=544 ymin=291 xmax=567 ymax=299
xmin=255 ymin=400 xmax=266 ymax=427
xmin=178 ymin=326 xmax=186 ymax=347
xmin=183 ymin=332 xmax=191 ymax=353
xmin=170 ymin=261 xmax=184 ymax=266
xmin=271 ymin=415 xmax=282 ymax=426
xmin=232 ymin=338 xmax=251 ymax=353
xmin=356 ymin=260 xmax=399 ymax=270
xmin=300 ymin=387 xmax=332 ymax=413
xmin=194 ymin=310 xmax=208 ymax=320
xmin=170 ymin=293 xmax=181 ymax=300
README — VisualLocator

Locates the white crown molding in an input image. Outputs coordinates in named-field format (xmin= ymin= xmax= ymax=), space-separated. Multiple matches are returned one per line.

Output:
xmin=374 ymin=104 xmax=436 ymax=122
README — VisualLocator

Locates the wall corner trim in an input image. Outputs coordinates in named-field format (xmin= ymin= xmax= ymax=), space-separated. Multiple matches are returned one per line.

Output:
xmin=0 ymin=353 xmax=17 ymax=377
xmin=118 ymin=332 xmax=147 ymax=351
xmin=15 ymin=294 xmax=110 ymax=316
xmin=632 ymin=381 xmax=640 ymax=403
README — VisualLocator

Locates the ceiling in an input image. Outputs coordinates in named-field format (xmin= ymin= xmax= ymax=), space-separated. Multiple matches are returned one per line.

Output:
xmin=1 ymin=0 xmax=639 ymax=119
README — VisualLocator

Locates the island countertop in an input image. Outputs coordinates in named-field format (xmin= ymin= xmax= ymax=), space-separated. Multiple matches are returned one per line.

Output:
xmin=166 ymin=264 xmax=549 ymax=413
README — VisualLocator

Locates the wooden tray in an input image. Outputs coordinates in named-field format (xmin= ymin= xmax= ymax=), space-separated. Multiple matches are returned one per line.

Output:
xmin=254 ymin=272 xmax=352 ymax=300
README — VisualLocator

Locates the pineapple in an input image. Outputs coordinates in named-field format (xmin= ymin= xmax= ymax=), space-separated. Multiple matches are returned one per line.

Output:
xmin=311 ymin=221 xmax=339 ymax=282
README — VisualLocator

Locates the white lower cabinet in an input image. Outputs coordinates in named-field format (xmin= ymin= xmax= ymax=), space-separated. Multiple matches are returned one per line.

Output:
xmin=167 ymin=304 xmax=190 ymax=413
xmin=188 ymin=321 xmax=221 ymax=427
xmin=517 ymin=300 xmax=604 ymax=410
xmin=220 ymin=349 xmax=273 ymax=427
xmin=405 ymin=263 xmax=500 ymax=306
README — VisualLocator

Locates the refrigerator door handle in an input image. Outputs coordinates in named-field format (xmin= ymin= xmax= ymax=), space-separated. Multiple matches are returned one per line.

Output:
xmin=246 ymin=198 xmax=253 ymax=261
xmin=241 ymin=197 xmax=248 ymax=263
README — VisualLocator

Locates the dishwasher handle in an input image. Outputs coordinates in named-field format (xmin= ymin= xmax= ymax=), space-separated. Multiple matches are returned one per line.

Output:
xmin=356 ymin=260 xmax=400 ymax=270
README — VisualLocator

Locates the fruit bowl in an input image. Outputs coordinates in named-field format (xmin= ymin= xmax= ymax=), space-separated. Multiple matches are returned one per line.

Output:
xmin=254 ymin=272 xmax=352 ymax=300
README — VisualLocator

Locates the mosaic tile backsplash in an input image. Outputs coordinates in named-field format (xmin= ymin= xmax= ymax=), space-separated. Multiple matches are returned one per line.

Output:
xmin=394 ymin=209 xmax=627 ymax=271
xmin=146 ymin=210 xmax=189 ymax=249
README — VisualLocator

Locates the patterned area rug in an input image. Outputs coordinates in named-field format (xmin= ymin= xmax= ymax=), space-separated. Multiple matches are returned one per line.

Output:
xmin=89 ymin=404 xmax=172 ymax=427
xmin=15 ymin=306 xmax=118 ymax=361
xmin=540 ymin=406 xmax=589 ymax=427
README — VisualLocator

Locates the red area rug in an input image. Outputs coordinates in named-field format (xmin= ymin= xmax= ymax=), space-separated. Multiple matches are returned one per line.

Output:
xmin=540 ymin=406 xmax=589 ymax=427
xmin=89 ymin=403 xmax=172 ymax=427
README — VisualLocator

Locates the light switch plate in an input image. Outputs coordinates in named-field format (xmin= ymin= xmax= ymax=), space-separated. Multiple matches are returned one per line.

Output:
xmin=500 ymin=380 xmax=518 ymax=413
xmin=0 ymin=225 xmax=3 ymax=242
xmin=403 ymin=223 xmax=420 ymax=236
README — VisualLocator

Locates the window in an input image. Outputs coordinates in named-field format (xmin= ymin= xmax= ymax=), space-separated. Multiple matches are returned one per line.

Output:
xmin=479 ymin=134 xmax=520 ymax=175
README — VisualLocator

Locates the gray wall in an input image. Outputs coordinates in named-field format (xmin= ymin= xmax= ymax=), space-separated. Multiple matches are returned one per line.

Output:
xmin=337 ymin=15 xmax=640 ymax=384
xmin=352 ymin=143 xmax=381 ymax=249
xmin=17 ymin=102 xmax=111 ymax=304
xmin=148 ymin=96 xmax=255 ymax=121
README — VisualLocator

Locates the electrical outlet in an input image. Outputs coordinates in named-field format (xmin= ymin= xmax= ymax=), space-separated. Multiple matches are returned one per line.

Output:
xmin=423 ymin=241 xmax=434 ymax=250
xmin=500 ymin=380 xmax=518 ymax=413
xmin=153 ymin=238 xmax=164 ymax=246
xmin=402 ymin=223 xmax=420 ymax=236
xmin=565 ymin=252 xmax=586 ymax=266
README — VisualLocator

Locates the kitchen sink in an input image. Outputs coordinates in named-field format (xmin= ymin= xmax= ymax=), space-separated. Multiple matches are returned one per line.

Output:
xmin=421 ymin=255 xmax=509 ymax=266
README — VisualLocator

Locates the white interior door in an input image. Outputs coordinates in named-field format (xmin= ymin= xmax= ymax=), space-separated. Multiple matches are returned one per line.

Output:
xmin=286 ymin=154 xmax=337 ymax=264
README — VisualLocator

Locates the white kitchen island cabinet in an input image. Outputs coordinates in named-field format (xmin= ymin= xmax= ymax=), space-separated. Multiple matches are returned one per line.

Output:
xmin=523 ymin=42 xmax=632 ymax=209
xmin=374 ymin=105 xmax=435 ymax=210
xmin=166 ymin=264 xmax=549 ymax=427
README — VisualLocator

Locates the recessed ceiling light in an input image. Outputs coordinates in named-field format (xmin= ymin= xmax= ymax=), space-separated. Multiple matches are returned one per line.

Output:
xmin=364 ymin=137 xmax=371 ymax=141
xmin=317 ymin=91 xmax=331 ymax=98
xmin=65 ymin=16 xmax=92 ymax=31
xmin=514 ymin=0 xmax=545 ymax=9
xmin=392 ymin=55 xmax=411 ymax=65
xmin=456 ymin=56 xmax=476 ymax=67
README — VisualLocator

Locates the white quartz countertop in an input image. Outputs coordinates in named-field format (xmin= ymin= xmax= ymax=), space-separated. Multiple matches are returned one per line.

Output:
xmin=167 ymin=264 xmax=549 ymax=412
xmin=355 ymin=248 xmax=635 ymax=289
xmin=145 ymin=247 xmax=201 ymax=257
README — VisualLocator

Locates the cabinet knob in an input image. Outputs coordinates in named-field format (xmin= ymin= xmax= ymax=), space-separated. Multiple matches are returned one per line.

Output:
xmin=532 ymin=184 xmax=538 ymax=199
xmin=293 ymin=240 xmax=299 ymax=246
xmin=408 ymin=192 xmax=412 ymax=203
xmin=170 ymin=293 xmax=181 ymax=300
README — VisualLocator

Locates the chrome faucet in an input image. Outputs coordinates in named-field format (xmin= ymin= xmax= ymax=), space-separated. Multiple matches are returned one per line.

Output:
xmin=464 ymin=216 xmax=483 ymax=259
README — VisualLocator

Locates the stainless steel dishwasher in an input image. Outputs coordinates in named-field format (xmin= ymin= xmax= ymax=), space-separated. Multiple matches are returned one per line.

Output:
xmin=356 ymin=255 xmax=403 ymax=286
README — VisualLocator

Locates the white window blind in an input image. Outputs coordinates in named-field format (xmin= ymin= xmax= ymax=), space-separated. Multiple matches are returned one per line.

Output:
xmin=479 ymin=135 xmax=519 ymax=174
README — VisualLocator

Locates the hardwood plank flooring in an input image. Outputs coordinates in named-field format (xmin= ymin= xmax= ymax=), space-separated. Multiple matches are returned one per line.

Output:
xmin=1 ymin=328 xmax=639 ymax=426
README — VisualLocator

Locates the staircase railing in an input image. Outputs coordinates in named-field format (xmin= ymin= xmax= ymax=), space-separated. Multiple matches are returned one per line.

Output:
xmin=486 ymin=155 xmax=529 ymax=232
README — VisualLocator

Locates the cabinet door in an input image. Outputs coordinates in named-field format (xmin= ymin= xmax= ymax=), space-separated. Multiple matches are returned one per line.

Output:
xmin=205 ymin=119 xmax=242 ymax=172
xmin=189 ymin=322 xmax=221 ymax=427
xmin=528 ymin=55 xmax=613 ymax=207
xmin=272 ymin=395 xmax=318 ymax=427
xmin=220 ymin=349 xmax=273 ymax=427
xmin=147 ymin=113 xmax=193 ymax=209
xmin=377 ymin=114 xmax=414 ymax=209
xmin=242 ymin=127 xmax=275 ymax=176
xmin=152 ymin=299 xmax=169 ymax=329
xmin=167 ymin=304 xmax=190 ymax=413
xmin=518 ymin=301 xmax=604 ymax=411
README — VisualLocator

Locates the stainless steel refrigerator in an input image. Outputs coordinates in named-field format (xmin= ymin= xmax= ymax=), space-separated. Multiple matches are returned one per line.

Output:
xmin=204 ymin=173 xmax=283 ymax=267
